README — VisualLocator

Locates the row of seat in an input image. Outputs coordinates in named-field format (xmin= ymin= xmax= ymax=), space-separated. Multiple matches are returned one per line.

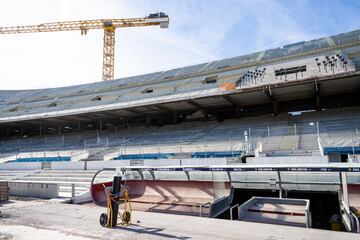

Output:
xmin=1 ymin=106 xmax=359 ymax=158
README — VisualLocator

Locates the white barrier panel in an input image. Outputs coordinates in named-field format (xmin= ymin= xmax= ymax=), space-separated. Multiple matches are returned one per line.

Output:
xmin=9 ymin=182 xmax=59 ymax=199
xmin=143 ymin=159 xmax=181 ymax=166
xmin=0 ymin=155 xmax=17 ymax=164
xmin=180 ymin=158 xmax=227 ymax=166
xmin=13 ymin=149 xmax=89 ymax=162
xmin=0 ymin=162 xmax=42 ymax=170
xmin=87 ymin=160 xmax=131 ymax=170
xmin=0 ymin=158 xmax=228 ymax=170
xmin=51 ymin=161 xmax=85 ymax=170
xmin=247 ymin=156 xmax=329 ymax=165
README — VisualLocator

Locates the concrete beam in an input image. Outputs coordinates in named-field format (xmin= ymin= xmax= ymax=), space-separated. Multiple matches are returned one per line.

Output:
xmin=123 ymin=108 xmax=143 ymax=115
xmin=154 ymin=105 xmax=174 ymax=113
xmin=186 ymin=100 xmax=204 ymax=110
xmin=221 ymin=95 xmax=239 ymax=106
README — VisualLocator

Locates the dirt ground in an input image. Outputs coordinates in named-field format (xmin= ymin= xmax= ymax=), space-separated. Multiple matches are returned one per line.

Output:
xmin=0 ymin=198 xmax=359 ymax=240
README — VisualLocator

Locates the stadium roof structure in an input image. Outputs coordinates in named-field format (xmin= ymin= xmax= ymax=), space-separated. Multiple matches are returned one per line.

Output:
xmin=0 ymin=29 xmax=360 ymax=127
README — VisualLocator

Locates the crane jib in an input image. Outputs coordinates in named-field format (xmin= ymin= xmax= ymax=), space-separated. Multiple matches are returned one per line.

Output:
xmin=0 ymin=14 xmax=169 ymax=81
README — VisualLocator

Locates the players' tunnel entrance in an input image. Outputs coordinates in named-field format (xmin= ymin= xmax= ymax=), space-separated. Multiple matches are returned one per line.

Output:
xmin=212 ymin=188 xmax=341 ymax=230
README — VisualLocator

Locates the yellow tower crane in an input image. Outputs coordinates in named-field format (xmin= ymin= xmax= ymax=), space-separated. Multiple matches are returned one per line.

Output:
xmin=0 ymin=12 xmax=169 ymax=81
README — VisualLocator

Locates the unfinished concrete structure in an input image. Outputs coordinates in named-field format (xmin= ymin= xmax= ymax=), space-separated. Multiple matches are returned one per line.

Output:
xmin=1 ymin=29 xmax=360 ymax=234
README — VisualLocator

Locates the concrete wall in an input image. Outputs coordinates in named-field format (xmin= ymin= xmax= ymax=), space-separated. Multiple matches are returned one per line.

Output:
xmin=0 ymin=156 xmax=326 ymax=170
xmin=0 ymin=155 xmax=17 ymax=164
xmin=9 ymin=182 xmax=58 ymax=199
xmin=0 ymin=162 xmax=41 ymax=170
xmin=180 ymin=158 xmax=227 ymax=166
xmin=247 ymin=156 xmax=329 ymax=165
xmin=143 ymin=159 xmax=181 ymax=166
xmin=87 ymin=160 xmax=131 ymax=170
xmin=51 ymin=161 xmax=85 ymax=170
xmin=0 ymin=158 xmax=228 ymax=170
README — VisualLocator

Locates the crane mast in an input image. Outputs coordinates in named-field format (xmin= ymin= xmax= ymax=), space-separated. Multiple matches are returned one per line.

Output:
xmin=0 ymin=13 xmax=169 ymax=81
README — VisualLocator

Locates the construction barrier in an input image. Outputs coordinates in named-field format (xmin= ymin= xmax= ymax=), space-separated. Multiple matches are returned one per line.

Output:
xmin=0 ymin=182 xmax=9 ymax=202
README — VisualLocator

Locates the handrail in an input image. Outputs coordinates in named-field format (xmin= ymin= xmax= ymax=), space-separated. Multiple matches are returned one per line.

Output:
xmin=199 ymin=202 xmax=211 ymax=217
xmin=350 ymin=211 xmax=360 ymax=234
xmin=230 ymin=204 xmax=239 ymax=220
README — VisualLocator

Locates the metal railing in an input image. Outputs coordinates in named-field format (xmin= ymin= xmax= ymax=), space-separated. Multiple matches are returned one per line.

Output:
xmin=199 ymin=202 xmax=211 ymax=217
xmin=1 ymin=118 xmax=359 ymax=158
xmin=229 ymin=204 xmax=239 ymax=220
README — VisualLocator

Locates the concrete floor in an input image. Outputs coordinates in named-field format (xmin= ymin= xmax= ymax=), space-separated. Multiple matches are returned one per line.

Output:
xmin=0 ymin=199 xmax=359 ymax=240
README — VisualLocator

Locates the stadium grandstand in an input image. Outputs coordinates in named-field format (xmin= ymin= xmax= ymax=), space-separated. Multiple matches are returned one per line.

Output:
xmin=1 ymin=28 xmax=360 ymax=235
xmin=0 ymin=29 xmax=359 ymax=164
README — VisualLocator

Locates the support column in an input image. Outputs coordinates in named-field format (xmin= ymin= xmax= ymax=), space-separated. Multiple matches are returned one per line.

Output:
xmin=264 ymin=86 xmax=278 ymax=116
xmin=173 ymin=112 xmax=179 ymax=124
xmin=99 ymin=120 xmax=103 ymax=131
xmin=315 ymin=82 xmax=321 ymax=111
xmin=339 ymin=172 xmax=349 ymax=209
xmin=236 ymin=105 xmax=240 ymax=119
xmin=158 ymin=117 xmax=164 ymax=127
xmin=273 ymin=101 xmax=279 ymax=116
xmin=146 ymin=116 xmax=151 ymax=126
xmin=203 ymin=111 xmax=209 ymax=121
xmin=277 ymin=171 xmax=282 ymax=198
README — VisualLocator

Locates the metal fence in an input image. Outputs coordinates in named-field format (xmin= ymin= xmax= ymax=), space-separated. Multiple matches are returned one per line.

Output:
xmin=0 ymin=118 xmax=359 ymax=157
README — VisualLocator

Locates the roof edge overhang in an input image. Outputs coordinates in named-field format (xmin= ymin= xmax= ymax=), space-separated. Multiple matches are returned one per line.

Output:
xmin=0 ymin=71 xmax=359 ymax=124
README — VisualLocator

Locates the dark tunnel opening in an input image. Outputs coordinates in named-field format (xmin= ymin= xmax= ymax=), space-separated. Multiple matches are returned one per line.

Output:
xmin=216 ymin=188 xmax=341 ymax=230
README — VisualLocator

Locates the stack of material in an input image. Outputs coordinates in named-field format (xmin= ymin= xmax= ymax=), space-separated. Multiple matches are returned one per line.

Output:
xmin=0 ymin=182 xmax=9 ymax=202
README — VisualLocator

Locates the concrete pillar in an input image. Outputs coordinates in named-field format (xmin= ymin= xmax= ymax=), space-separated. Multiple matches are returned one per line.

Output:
xmin=173 ymin=112 xmax=178 ymax=124
xmin=273 ymin=101 xmax=279 ymax=116
xmin=315 ymin=95 xmax=321 ymax=111
xmin=146 ymin=116 xmax=151 ymax=126
xmin=315 ymin=82 xmax=321 ymax=111
xmin=203 ymin=111 xmax=209 ymax=121
xmin=99 ymin=120 xmax=103 ymax=131
xmin=158 ymin=117 xmax=164 ymax=126
xmin=236 ymin=105 xmax=240 ymax=119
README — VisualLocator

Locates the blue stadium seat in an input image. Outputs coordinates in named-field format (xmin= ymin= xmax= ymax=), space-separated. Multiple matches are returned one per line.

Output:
xmin=13 ymin=156 xmax=71 ymax=162
xmin=114 ymin=153 xmax=174 ymax=160
xmin=114 ymin=151 xmax=242 ymax=160
xmin=323 ymin=147 xmax=360 ymax=155
xmin=191 ymin=151 xmax=242 ymax=158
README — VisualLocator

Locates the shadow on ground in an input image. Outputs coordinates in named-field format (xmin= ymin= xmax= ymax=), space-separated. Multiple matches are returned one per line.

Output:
xmin=116 ymin=224 xmax=190 ymax=239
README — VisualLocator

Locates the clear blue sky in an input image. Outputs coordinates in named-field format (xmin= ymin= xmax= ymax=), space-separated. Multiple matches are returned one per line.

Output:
xmin=0 ymin=0 xmax=359 ymax=89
